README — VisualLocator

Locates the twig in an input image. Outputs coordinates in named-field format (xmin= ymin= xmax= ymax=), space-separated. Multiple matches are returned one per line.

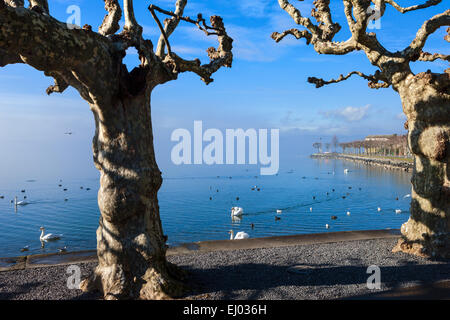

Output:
xmin=149 ymin=6 xmax=172 ymax=56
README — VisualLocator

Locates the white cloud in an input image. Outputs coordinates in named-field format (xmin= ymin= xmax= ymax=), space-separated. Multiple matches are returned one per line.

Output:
xmin=321 ymin=105 xmax=371 ymax=122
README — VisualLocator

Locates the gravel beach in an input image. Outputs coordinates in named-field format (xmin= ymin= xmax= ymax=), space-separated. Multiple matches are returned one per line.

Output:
xmin=0 ymin=238 xmax=449 ymax=300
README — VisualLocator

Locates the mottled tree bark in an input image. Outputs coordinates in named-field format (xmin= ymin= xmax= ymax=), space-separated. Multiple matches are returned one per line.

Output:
xmin=392 ymin=71 xmax=450 ymax=258
xmin=0 ymin=0 xmax=232 ymax=299
xmin=273 ymin=0 xmax=449 ymax=258
xmin=80 ymin=93 xmax=185 ymax=299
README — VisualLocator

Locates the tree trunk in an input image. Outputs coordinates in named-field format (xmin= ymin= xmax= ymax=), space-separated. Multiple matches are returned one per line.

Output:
xmin=393 ymin=71 xmax=450 ymax=259
xmin=79 ymin=92 xmax=185 ymax=299
xmin=0 ymin=0 xmax=233 ymax=300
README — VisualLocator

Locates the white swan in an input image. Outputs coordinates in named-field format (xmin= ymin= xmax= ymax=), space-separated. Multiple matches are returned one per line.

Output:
xmin=276 ymin=209 xmax=282 ymax=214
xmin=231 ymin=207 xmax=244 ymax=217
xmin=14 ymin=196 xmax=29 ymax=206
xmin=39 ymin=227 xmax=62 ymax=242
xmin=231 ymin=215 xmax=242 ymax=223
xmin=229 ymin=230 xmax=249 ymax=240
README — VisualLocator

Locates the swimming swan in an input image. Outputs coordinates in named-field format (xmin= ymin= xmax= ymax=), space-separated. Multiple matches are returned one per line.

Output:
xmin=14 ymin=196 xmax=29 ymax=206
xmin=231 ymin=207 xmax=244 ymax=217
xmin=39 ymin=227 xmax=62 ymax=242
xmin=231 ymin=215 xmax=242 ymax=223
xmin=229 ymin=230 xmax=249 ymax=240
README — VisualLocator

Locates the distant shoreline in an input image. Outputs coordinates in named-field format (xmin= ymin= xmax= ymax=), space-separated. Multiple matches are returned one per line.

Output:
xmin=311 ymin=153 xmax=413 ymax=172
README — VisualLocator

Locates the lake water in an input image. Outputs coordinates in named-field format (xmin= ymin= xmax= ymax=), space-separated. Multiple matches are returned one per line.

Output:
xmin=0 ymin=157 xmax=412 ymax=258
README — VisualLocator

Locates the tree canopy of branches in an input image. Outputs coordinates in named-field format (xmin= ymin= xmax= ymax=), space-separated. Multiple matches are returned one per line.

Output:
xmin=332 ymin=135 xmax=339 ymax=152
xmin=273 ymin=0 xmax=449 ymax=259
xmin=340 ymin=135 xmax=410 ymax=156
xmin=313 ymin=141 xmax=323 ymax=152
xmin=0 ymin=0 xmax=233 ymax=299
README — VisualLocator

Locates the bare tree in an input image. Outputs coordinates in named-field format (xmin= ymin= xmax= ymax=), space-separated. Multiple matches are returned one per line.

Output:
xmin=273 ymin=0 xmax=449 ymax=258
xmin=313 ymin=142 xmax=322 ymax=153
xmin=339 ymin=142 xmax=347 ymax=153
xmin=332 ymin=135 xmax=339 ymax=152
xmin=0 ymin=0 xmax=233 ymax=299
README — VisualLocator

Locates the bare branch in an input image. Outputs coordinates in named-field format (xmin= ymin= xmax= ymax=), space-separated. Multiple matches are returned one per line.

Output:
xmin=384 ymin=0 xmax=442 ymax=13
xmin=274 ymin=0 xmax=356 ymax=55
xmin=45 ymin=72 xmax=69 ymax=95
xmin=99 ymin=0 xmax=122 ymax=36
xmin=44 ymin=70 xmax=92 ymax=102
xmin=0 ymin=5 xmax=118 ymax=98
xmin=106 ymin=0 xmax=155 ymax=71
xmin=149 ymin=5 xmax=172 ymax=56
xmin=155 ymin=0 xmax=187 ymax=57
xmin=310 ymin=0 xmax=342 ymax=40
xmin=343 ymin=0 xmax=356 ymax=27
xmin=275 ymin=0 xmax=341 ymax=41
xmin=271 ymin=28 xmax=312 ymax=44
xmin=349 ymin=0 xmax=372 ymax=37
xmin=148 ymin=5 xmax=233 ymax=85
xmin=4 ymin=0 xmax=23 ymax=8
xmin=277 ymin=0 xmax=319 ymax=36
xmin=149 ymin=4 xmax=222 ymax=36
xmin=272 ymin=29 xmax=357 ymax=55
xmin=308 ymin=70 xmax=390 ymax=89
xmin=28 ymin=0 xmax=49 ymax=14
xmin=402 ymin=9 xmax=450 ymax=61
xmin=346 ymin=0 xmax=400 ymax=68
xmin=419 ymin=51 xmax=450 ymax=62
xmin=273 ymin=0 xmax=404 ymax=89
xmin=124 ymin=0 xmax=139 ymax=32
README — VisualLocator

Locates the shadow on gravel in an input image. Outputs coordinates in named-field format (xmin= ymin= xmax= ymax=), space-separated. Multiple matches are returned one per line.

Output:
xmin=181 ymin=261 xmax=450 ymax=299
xmin=0 ymin=281 xmax=102 ymax=300
xmin=0 ymin=281 xmax=43 ymax=300
xmin=344 ymin=280 xmax=450 ymax=300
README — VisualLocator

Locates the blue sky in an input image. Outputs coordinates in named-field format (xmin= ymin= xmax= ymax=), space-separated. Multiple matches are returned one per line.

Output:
xmin=0 ymin=0 xmax=448 ymax=180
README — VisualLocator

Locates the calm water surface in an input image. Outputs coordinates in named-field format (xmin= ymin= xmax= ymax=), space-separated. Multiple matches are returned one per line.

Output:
xmin=0 ymin=158 xmax=412 ymax=257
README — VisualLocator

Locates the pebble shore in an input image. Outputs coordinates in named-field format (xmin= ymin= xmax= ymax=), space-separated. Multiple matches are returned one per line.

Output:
xmin=0 ymin=238 xmax=448 ymax=300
